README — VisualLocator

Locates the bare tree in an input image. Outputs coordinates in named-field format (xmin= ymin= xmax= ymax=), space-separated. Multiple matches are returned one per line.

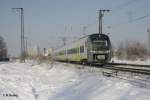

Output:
xmin=125 ymin=41 xmax=148 ymax=60
xmin=115 ymin=41 xmax=148 ymax=60
xmin=115 ymin=42 xmax=125 ymax=59
xmin=0 ymin=36 xmax=8 ymax=60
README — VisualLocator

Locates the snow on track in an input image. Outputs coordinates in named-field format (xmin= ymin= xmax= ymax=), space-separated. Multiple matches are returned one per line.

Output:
xmin=0 ymin=61 xmax=150 ymax=100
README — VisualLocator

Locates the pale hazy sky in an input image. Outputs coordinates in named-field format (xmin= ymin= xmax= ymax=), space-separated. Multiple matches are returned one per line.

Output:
xmin=0 ymin=0 xmax=150 ymax=56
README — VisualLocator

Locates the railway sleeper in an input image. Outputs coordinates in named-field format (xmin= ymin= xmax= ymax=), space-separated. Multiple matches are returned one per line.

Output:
xmin=102 ymin=70 xmax=118 ymax=77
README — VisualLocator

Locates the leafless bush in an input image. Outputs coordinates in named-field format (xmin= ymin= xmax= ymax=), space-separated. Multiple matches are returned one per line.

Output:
xmin=125 ymin=41 xmax=148 ymax=60
xmin=37 ymin=54 xmax=54 ymax=64
xmin=111 ymin=44 xmax=115 ymax=58
xmin=115 ymin=41 xmax=148 ymax=60
xmin=115 ymin=42 xmax=126 ymax=59
xmin=0 ymin=36 xmax=8 ymax=59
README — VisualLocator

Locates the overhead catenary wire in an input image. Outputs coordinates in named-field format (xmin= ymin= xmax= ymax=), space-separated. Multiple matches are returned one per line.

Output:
xmin=131 ymin=14 xmax=150 ymax=22
xmin=104 ymin=0 xmax=150 ymax=29
xmin=109 ymin=13 xmax=150 ymax=30
xmin=83 ymin=0 xmax=141 ymax=33
xmin=109 ymin=0 xmax=140 ymax=14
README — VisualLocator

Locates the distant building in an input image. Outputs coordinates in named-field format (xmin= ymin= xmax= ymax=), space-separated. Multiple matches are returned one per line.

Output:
xmin=28 ymin=45 xmax=40 ymax=57
xmin=43 ymin=48 xmax=53 ymax=56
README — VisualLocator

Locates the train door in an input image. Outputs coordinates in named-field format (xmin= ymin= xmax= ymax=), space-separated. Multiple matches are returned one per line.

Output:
xmin=87 ymin=38 xmax=93 ymax=62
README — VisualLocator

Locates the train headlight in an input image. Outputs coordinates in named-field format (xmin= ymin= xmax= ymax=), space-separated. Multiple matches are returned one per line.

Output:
xmin=97 ymin=55 xmax=105 ymax=59
xmin=90 ymin=51 xmax=96 ymax=53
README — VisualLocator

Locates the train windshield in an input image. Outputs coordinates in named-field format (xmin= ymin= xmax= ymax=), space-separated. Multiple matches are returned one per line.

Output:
xmin=92 ymin=40 xmax=108 ymax=51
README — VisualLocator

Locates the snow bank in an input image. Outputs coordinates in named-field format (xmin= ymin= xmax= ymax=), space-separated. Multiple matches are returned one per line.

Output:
xmin=0 ymin=61 xmax=150 ymax=100
xmin=112 ymin=58 xmax=150 ymax=65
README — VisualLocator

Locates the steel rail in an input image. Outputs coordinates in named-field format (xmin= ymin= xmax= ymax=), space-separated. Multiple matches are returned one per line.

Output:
xmin=56 ymin=60 xmax=150 ymax=75
xmin=106 ymin=62 xmax=150 ymax=68
xmin=101 ymin=65 xmax=150 ymax=75
xmin=82 ymin=63 xmax=150 ymax=75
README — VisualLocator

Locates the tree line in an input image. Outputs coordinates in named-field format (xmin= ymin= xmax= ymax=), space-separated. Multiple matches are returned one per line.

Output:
xmin=114 ymin=41 xmax=149 ymax=61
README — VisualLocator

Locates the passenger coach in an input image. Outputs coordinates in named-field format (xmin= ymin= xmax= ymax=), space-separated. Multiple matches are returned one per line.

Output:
xmin=53 ymin=33 xmax=112 ymax=64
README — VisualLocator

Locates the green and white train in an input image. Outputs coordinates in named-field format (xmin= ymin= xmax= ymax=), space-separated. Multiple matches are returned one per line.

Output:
xmin=53 ymin=33 xmax=112 ymax=64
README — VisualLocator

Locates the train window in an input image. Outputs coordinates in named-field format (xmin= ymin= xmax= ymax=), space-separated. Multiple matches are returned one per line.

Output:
xmin=67 ymin=48 xmax=78 ymax=54
xmin=93 ymin=40 xmax=107 ymax=47
xmin=80 ymin=46 xmax=84 ymax=53
xmin=59 ymin=50 xmax=65 ymax=55
xmin=92 ymin=40 xmax=108 ymax=51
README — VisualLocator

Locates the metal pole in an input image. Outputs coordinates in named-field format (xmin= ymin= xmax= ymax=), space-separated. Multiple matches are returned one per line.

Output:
xmin=12 ymin=8 xmax=25 ymax=62
xmin=98 ymin=9 xmax=110 ymax=35
xmin=21 ymin=8 xmax=25 ymax=62
xmin=99 ymin=10 xmax=102 ymax=34
xmin=25 ymin=37 xmax=28 ymax=57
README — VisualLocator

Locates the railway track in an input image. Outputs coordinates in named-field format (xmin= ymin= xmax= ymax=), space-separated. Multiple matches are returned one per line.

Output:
xmin=102 ymin=65 xmax=150 ymax=75
xmin=64 ymin=61 xmax=150 ymax=75
xmin=85 ymin=63 xmax=150 ymax=75
xmin=103 ymin=62 xmax=150 ymax=75
xmin=61 ymin=61 xmax=150 ymax=88
xmin=82 ymin=62 xmax=150 ymax=88
xmin=107 ymin=62 xmax=150 ymax=68
xmin=57 ymin=61 xmax=150 ymax=89
xmin=58 ymin=60 xmax=150 ymax=75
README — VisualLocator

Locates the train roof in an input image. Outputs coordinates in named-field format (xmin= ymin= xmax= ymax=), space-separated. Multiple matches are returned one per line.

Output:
xmin=53 ymin=33 xmax=109 ymax=52
xmin=77 ymin=33 xmax=109 ymax=40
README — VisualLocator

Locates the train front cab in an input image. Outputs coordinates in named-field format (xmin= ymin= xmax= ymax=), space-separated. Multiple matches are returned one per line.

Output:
xmin=87 ymin=33 xmax=111 ymax=64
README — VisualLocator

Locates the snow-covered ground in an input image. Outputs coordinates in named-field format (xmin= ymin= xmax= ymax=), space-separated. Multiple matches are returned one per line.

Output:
xmin=0 ymin=61 xmax=150 ymax=100
xmin=112 ymin=58 xmax=150 ymax=65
